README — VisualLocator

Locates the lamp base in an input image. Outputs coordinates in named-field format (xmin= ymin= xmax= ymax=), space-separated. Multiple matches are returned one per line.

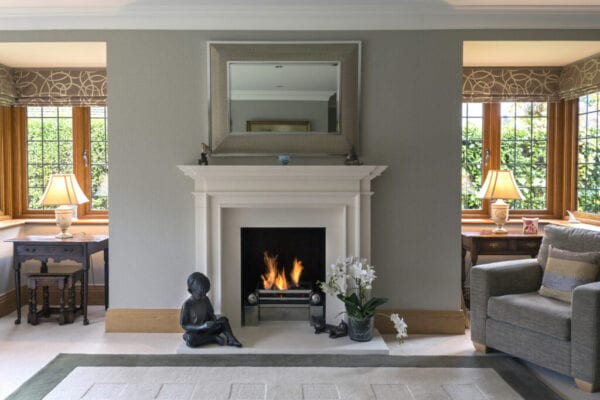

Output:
xmin=55 ymin=231 xmax=74 ymax=239
xmin=490 ymin=199 xmax=509 ymax=235
xmin=54 ymin=205 xmax=74 ymax=240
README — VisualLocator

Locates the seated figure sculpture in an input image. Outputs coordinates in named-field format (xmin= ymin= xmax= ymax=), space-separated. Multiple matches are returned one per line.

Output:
xmin=180 ymin=272 xmax=242 ymax=348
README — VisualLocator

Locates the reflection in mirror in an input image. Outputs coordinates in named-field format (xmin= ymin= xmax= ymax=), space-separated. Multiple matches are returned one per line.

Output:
xmin=229 ymin=62 xmax=340 ymax=134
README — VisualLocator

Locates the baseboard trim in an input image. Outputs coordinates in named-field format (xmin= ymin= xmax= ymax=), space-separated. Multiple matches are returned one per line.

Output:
xmin=105 ymin=309 xmax=184 ymax=333
xmin=104 ymin=308 xmax=465 ymax=334
xmin=376 ymin=309 xmax=466 ymax=335
xmin=0 ymin=288 xmax=21 ymax=318
xmin=0 ymin=285 xmax=106 ymax=319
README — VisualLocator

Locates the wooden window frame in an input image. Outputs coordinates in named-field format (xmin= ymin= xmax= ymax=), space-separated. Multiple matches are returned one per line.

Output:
xmin=0 ymin=106 xmax=14 ymax=220
xmin=462 ymin=101 xmax=572 ymax=220
xmin=10 ymin=105 xmax=108 ymax=219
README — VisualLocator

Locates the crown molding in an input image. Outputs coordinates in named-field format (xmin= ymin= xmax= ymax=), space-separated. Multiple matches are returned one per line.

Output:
xmin=1 ymin=4 xmax=600 ymax=30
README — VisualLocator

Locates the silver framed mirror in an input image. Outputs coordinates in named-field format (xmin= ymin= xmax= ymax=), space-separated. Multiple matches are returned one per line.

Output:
xmin=208 ymin=41 xmax=361 ymax=156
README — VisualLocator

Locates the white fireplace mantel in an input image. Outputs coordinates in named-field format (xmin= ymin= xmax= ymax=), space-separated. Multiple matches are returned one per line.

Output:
xmin=178 ymin=165 xmax=387 ymax=325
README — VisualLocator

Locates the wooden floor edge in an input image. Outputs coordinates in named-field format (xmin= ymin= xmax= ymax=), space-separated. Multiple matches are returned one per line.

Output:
xmin=105 ymin=309 xmax=184 ymax=333
xmin=105 ymin=308 xmax=465 ymax=334
xmin=0 ymin=285 xmax=106 ymax=318
xmin=376 ymin=309 xmax=466 ymax=335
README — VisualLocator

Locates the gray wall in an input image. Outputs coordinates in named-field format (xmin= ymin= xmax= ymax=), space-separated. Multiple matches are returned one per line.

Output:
xmin=230 ymin=100 xmax=329 ymax=132
xmin=1 ymin=30 xmax=599 ymax=311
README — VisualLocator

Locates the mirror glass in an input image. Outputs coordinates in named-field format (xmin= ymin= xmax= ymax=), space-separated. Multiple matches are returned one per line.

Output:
xmin=228 ymin=62 xmax=340 ymax=134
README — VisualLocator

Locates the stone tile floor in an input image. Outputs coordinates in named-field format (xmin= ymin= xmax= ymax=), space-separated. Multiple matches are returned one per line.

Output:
xmin=0 ymin=306 xmax=598 ymax=400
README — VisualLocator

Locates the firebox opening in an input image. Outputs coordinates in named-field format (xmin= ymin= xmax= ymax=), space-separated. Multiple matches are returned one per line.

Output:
xmin=241 ymin=227 xmax=326 ymax=326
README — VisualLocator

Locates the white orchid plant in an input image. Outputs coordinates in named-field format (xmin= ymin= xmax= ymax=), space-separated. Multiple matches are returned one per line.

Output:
xmin=390 ymin=313 xmax=408 ymax=343
xmin=318 ymin=256 xmax=388 ymax=320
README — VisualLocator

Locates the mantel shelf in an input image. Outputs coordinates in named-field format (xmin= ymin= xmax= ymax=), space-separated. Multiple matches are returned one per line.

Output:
xmin=178 ymin=165 xmax=387 ymax=181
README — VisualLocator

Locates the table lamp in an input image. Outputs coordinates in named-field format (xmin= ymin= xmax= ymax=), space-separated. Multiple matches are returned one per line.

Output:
xmin=477 ymin=169 xmax=524 ymax=234
xmin=39 ymin=174 xmax=89 ymax=239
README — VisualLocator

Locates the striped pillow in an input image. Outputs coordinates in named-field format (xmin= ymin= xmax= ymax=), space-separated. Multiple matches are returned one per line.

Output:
xmin=539 ymin=245 xmax=600 ymax=303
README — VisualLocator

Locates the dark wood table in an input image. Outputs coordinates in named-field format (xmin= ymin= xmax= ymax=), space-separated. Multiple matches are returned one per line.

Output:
xmin=461 ymin=230 xmax=543 ymax=289
xmin=6 ymin=234 xmax=109 ymax=325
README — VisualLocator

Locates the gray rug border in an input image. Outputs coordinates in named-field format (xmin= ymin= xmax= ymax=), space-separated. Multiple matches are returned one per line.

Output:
xmin=7 ymin=354 xmax=562 ymax=400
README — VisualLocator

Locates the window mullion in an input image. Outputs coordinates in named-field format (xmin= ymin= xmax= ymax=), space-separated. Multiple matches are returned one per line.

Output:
xmin=72 ymin=107 xmax=90 ymax=218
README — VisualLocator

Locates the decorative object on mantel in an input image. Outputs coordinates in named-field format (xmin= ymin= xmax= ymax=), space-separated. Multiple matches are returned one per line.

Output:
xmin=39 ymin=174 xmax=89 ymax=239
xmin=198 ymin=142 xmax=210 ymax=165
xmin=277 ymin=155 xmax=290 ymax=165
xmin=180 ymin=272 xmax=242 ymax=348
xmin=319 ymin=256 xmax=388 ymax=342
xmin=477 ymin=169 xmax=524 ymax=234
xmin=344 ymin=146 xmax=362 ymax=165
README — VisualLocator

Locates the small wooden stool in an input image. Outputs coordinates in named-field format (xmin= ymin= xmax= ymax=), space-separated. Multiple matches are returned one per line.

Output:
xmin=27 ymin=270 xmax=84 ymax=325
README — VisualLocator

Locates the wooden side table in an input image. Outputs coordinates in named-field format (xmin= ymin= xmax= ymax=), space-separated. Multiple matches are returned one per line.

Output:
xmin=461 ymin=230 xmax=543 ymax=292
xmin=6 ymin=234 xmax=109 ymax=325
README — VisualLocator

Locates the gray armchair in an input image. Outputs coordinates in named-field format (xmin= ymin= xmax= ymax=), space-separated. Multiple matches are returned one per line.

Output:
xmin=471 ymin=224 xmax=600 ymax=392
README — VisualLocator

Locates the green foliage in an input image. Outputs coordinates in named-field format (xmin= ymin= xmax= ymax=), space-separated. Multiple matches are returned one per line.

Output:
xmin=500 ymin=103 xmax=548 ymax=210
xmin=338 ymin=293 xmax=388 ymax=321
xmin=462 ymin=102 xmax=548 ymax=211
xmin=461 ymin=107 xmax=483 ymax=210
xmin=90 ymin=110 xmax=109 ymax=210
xmin=25 ymin=106 xmax=108 ymax=211
xmin=26 ymin=111 xmax=73 ymax=210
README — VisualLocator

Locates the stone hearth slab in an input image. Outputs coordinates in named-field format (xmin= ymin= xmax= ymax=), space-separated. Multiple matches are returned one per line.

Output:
xmin=175 ymin=325 xmax=389 ymax=355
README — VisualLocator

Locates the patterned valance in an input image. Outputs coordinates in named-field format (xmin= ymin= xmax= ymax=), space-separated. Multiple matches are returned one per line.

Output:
xmin=13 ymin=69 xmax=106 ymax=106
xmin=559 ymin=53 xmax=600 ymax=100
xmin=0 ymin=64 xmax=17 ymax=106
xmin=463 ymin=67 xmax=562 ymax=102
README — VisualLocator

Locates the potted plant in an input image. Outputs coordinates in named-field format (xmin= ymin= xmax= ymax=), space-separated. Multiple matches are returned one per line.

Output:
xmin=319 ymin=256 xmax=388 ymax=341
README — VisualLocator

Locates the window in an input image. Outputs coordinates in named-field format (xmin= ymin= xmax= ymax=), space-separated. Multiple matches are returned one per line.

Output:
xmin=20 ymin=105 xmax=108 ymax=217
xmin=26 ymin=106 xmax=74 ymax=209
xmin=462 ymin=103 xmax=484 ymax=210
xmin=89 ymin=106 xmax=108 ymax=211
xmin=462 ymin=101 xmax=551 ymax=216
xmin=577 ymin=91 xmax=600 ymax=213
xmin=500 ymin=102 xmax=548 ymax=210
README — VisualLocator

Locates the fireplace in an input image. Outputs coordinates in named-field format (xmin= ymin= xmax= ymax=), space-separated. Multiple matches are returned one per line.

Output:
xmin=241 ymin=227 xmax=326 ymax=325
xmin=178 ymin=165 xmax=386 ymax=327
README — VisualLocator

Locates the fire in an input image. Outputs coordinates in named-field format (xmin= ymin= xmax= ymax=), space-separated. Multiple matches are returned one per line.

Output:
xmin=291 ymin=258 xmax=303 ymax=287
xmin=261 ymin=251 xmax=303 ymax=290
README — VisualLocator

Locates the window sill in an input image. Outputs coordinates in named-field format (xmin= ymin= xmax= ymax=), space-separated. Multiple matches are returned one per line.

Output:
xmin=461 ymin=218 xmax=566 ymax=225
xmin=0 ymin=218 xmax=108 ymax=232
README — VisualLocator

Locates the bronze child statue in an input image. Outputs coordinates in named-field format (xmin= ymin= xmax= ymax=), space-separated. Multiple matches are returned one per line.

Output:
xmin=180 ymin=272 xmax=242 ymax=348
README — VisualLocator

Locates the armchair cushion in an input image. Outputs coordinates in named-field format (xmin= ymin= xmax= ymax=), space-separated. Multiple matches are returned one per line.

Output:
xmin=539 ymin=245 xmax=600 ymax=303
xmin=538 ymin=225 xmax=600 ymax=269
xmin=488 ymin=292 xmax=572 ymax=340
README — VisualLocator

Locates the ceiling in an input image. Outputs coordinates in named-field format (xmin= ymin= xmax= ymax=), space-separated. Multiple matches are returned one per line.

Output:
xmin=464 ymin=41 xmax=600 ymax=67
xmin=0 ymin=40 xmax=598 ymax=69
xmin=0 ymin=0 xmax=600 ymax=30
xmin=0 ymin=43 xmax=106 ymax=68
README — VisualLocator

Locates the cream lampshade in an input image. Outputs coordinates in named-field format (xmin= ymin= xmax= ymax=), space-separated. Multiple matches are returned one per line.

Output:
xmin=39 ymin=174 xmax=89 ymax=239
xmin=477 ymin=170 xmax=524 ymax=234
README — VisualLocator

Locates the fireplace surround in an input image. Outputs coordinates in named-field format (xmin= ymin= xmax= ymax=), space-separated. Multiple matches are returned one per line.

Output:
xmin=178 ymin=165 xmax=386 ymax=327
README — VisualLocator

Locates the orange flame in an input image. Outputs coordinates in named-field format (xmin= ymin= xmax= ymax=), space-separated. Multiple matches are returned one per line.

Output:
xmin=274 ymin=267 xmax=289 ymax=291
xmin=261 ymin=251 xmax=304 ymax=290
xmin=261 ymin=251 xmax=278 ymax=290
xmin=291 ymin=258 xmax=303 ymax=287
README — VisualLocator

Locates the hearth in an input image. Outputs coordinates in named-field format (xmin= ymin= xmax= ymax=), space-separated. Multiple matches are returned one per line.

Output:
xmin=241 ymin=228 xmax=325 ymax=325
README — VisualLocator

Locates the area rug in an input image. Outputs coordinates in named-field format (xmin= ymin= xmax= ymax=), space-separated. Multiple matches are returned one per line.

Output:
xmin=7 ymin=354 xmax=561 ymax=400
